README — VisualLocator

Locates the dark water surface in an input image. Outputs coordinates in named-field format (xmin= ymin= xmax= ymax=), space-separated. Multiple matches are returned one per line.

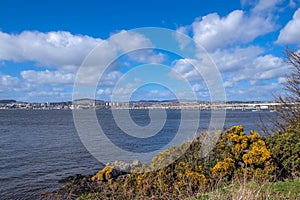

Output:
xmin=0 ymin=109 xmax=275 ymax=199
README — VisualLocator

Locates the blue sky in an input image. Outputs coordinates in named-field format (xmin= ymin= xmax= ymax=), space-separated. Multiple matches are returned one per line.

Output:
xmin=0 ymin=0 xmax=300 ymax=102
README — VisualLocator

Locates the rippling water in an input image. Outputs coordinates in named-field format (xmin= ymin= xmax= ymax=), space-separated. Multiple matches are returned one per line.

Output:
xmin=0 ymin=109 xmax=275 ymax=199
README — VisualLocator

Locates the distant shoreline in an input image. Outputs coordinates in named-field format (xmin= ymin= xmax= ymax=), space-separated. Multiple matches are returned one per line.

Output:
xmin=0 ymin=99 xmax=279 ymax=111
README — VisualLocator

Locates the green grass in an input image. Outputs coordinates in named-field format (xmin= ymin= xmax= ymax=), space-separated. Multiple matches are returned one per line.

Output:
xmin=194 ymin=179 xmax=300 ymax=200
xmin=265 ymin=179 xmax=300 ymax=199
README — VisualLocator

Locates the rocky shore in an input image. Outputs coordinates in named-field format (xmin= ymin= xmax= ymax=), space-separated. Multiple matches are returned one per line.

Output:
xmin=40 ymin=160 xmax=143 ymax=199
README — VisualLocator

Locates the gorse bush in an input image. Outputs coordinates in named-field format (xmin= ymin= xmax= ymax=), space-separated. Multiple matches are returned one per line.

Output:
xmin=266 ymin=125 xmax=300 ymax=179
xmin=211 ymin=126 xmax=277 ymax=183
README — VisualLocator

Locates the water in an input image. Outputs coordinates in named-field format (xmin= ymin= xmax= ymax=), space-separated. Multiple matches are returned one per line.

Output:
xmin=0 ymin=109 xmax=275 ymax=199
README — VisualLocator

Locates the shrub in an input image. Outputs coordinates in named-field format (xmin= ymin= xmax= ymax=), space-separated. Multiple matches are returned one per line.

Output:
xmin=266 ymin=125 xmax=300 ymax=179
xmin=211 ymin=126 xmax=277 ymax=182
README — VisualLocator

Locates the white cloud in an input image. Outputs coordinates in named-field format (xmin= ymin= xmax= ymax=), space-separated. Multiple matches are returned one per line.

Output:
xmin=108 ymin=30 xmax=166 ymax=64
xmin=191 ymin=10 xmax=275 ymax=51
xmin=27 ymin=89 xmax=71 ymax=102
xmin=146 ymin=90 xmax=172 ymax=98
xmin=252 ymin=0 xmax=284 ymax=13
xmin=192 ymin=83 xmax=202 ymax=92
xmin=241 ymin=0 xmax=285 ymax=11
xmin=252 ymin=55 xmax=288 ymax=79
xmin=220 ymin=53 xmax=290 ymax=94
xmin=225 ymin=82 xmax=282 ymax=101
xmin=97 ymin=88 xmax=111 ymax=95
xmin=126 ymin=50 xmax=166 ymax=64
xmin=170 ymin=59 xmax=202 ymax=82
xmin=0 ymin=29 xmax=169 ymax=101
xmin=228 ymin=54 xmax=288 ymax=82
xmin=276 ymin=8 xmax=300 ymax=44
xmin=0 ymin=31 xmax=101 ymax=68
xmin=210 ymin=46 xmax=290 ymax=82
xmin=0 ymin=29 xmax=166 ymax=70
xmin=20 ymin=68 xmax=122 ymax=88
xmin=113 ymin=82 xmax=139 ymax=96
xmin=211 ymin=46 xmax=264 ymax=72
xmin=108 ymin=30 xmax=153 ymax=53
xmin=174 ymin=26 xmax=191 ymax=50
xmin=170 ymin=46 xmax=268 ymax=82
xmin=169 ymin=45 xmax=290 ymax=101
xmin=99 ymin=71 xmax=123 ymax=86
xmin=223 ymin=80 xmax=234 ymax=88
xmin=21 ymin=70 xmax=75 ymax=85
xmin=278 ymin=76 xmax=286 ymax=84
xmin=0 ymin=72 xmax=33 ymax=93
xmin=0 ymin=73 xmax=20 ymax=92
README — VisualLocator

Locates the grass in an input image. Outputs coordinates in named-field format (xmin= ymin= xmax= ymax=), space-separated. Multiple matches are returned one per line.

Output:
xmin=266 ymin=179 xmax=300 ymax=199
xmin=194 ymin=179 xmax=300 ymax=200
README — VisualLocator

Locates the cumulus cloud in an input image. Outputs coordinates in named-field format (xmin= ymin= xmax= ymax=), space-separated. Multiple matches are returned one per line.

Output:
xmin=0 ymin=29 xmax=170 ymax=101
xmin=99 ymin=71 xmax=123 ymax=86
xmin=108 ymin=30 xmax=153 ymax=52
xmin=0 ymin=31 xmax=101 ymax=68
xmin=169 ymin=45 xmax=290 ymax=96
xmin=192 ymin=83 xmax=203 ymax=92
xmin=252 ymin=55 xmax=288 ymax=79
xmin=108 ymin=30 xmax=166 ymax=64
xmin=97 ymin=88 xmax=111 ymax=95
xmin=113 ymin=82 xmax=140 ymax=97
xmin=170 ymin=46 xmax=265 ymax=82
xmin=221 ymin=53 xmax=290 ymax=89
xmin=27 ymin=89 xmax=71 ymax=102
xmin=211 ymin=46 xmax=264 ymax=72
xmin=276 ymin=8 xmax=300 ymax=44
xmin=170 ymin=59 xmax=201 ymax=82
xmin=191 ymin=10 xmax=275 ymax=51
xmin=174 ymin=26 xmax=191 ymax=50
xmin=145 ymin=90 xmax=173 ymax=99
xmin=126 ymin=50 xmax=166 ymax=64
xmin=0 ymin=73 xmax=21 ymax=92
xmin=21 ymin=70 xmax=75 ymax=85
xmin=225 ymin=82 xmax=282 ymax=101
xmin=0 ymin=72 xmax=33 ymax=93
xmin=210 ymin=46 xmax=289 ymax=84
xmin=251 ymin=0 xmax=284 ymax=13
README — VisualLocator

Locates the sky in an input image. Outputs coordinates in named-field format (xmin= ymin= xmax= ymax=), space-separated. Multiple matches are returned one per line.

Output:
xmin=0 ymin=0 xmax=300 ymax=102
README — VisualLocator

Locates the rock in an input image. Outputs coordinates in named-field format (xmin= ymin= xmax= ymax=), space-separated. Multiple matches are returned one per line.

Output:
xmin=113 ymin=160 xmax=131 ymax=172
xmin=111 ymin=160 xmax=142 ymax=172
xmin=132 ymin=159 xmax=142 ymax=168
xmin=91 ymin=160 xmax=142 ymax=182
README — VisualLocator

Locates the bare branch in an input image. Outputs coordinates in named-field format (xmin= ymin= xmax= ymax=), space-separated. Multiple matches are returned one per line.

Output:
xmin=274 ymin=47 xmax=300 ymax=131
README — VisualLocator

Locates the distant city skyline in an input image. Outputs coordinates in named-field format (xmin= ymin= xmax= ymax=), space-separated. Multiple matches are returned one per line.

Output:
xmin=0 ymin=98 xmax=280 ymax=111
xmin=0 ymin=0 xmax=300 ymax=102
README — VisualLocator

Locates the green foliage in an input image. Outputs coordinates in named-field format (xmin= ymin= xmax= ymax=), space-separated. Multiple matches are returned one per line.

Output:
xmin=266 ymin=125 xmax=300 ymax=178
